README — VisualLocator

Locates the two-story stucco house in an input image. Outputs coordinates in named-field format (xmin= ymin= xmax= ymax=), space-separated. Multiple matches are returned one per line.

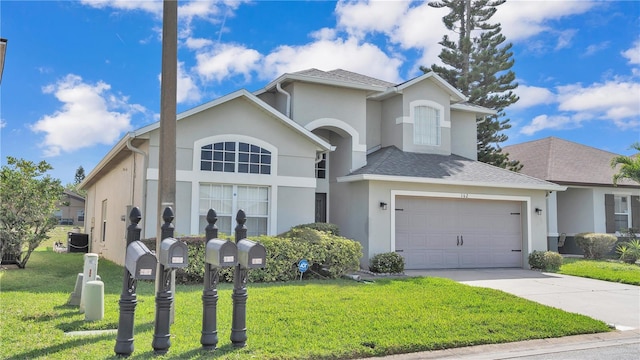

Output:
xmin=80 ymin=69 xmax=563 ymax=269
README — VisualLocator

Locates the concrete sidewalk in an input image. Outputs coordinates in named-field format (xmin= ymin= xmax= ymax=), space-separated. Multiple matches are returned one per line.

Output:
xmin=403 ymin=269 xmax=639 ymax=331
xmin=361 ymin=330 xmax=640 ymax=360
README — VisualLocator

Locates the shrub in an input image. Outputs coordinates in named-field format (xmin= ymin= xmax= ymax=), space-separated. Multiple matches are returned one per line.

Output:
xmin=575 ymin=233 xmax=617 ymax=259
xmin=616 ymin=239 xmax=640 ymax=264
xmin=141 ymin=228 xmax=362 ymax=284
xmin=291 ymin=222 xmax=340 ymax=236
xmin=369 ymin=252 xmax=405 ymax=274
xmin=528 ymin=250 xmax=563 ymax=271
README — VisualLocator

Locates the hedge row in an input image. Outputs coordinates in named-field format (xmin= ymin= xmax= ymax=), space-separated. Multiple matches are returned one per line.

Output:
xmin=140 ymin=224 xmax=361 ymax=284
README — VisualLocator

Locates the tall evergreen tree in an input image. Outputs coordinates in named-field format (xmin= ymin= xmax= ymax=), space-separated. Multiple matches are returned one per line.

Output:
xmin=74 ymin=166 xmax=85 ymax=185
xmin=422 ymin=0 xmax=521 ymax=170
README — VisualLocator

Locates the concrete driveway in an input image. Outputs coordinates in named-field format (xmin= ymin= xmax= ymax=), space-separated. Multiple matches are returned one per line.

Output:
xmin=404 ymin=269 xmax=640 ymax=331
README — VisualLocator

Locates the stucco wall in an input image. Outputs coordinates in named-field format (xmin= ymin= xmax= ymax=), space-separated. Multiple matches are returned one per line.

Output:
xmin=361 ymin=180 xmax=549 ymax=269
xmin=450 ymin=110 xmax=477 ymax=160
xmin=380 ymin=95 xmax=403 ymax=149
xmin=277 ymin=186 xmax=316 ymax=234
xmin=290 ymin=82 xmax=367 ymax=139
xmin=85 ymin=153 xmax=137 ymax=266
xmin=557 ymin=187 xmax=595 ymax=235
xmin=401 ymin=81 xmax=452 ymax=155
xmin=366 ymin=99 xmax=382 ymax=150
xmin=329 ymin=180 xmax=369 ymax=267
xmin=140 ymin=95 xmax=320 ymax=239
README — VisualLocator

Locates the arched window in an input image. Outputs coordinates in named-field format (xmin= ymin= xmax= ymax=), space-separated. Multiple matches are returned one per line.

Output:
xmin=413 ymin=105 xmax=441 ymax=146
xmin=200 ymin=142 xmax=271 ymax=174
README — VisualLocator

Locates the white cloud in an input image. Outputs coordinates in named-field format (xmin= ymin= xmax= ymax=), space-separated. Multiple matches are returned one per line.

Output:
xmin=80 ymin=0 xmax=163 ymax=16
xmin=0 ymin=119 xmax=6 ymax=128
xmin=520 ymin=114 xmax=576 ymax=135
xmin=557 ymin=81 xmax=640 ymax=121
xmin=335 ymin=0 xmax=410 ymax=38
xmin=622 ymin=39 xmax=640 ymax=65
xmin=584 ymin=41 xmax=610 ymax=57
xmin=261 ymin=38 xmax=403 ymax=83
xmin=511 ymin=85 xmax=555 ymax=110
xmin=495 ymin=0 xmax=598 ymax=42
xmin=554 ymin=29 xmax=576 ymax=50
xmin=335 ymin=1 xmax=446 ymax=72
xmin=185 ymin=37 xmax=214 ymax=50
xmin=176 ymin=62 xmax=201 ymax=104
xmin=519 ymin=79 xmax=640 ymax=135
xmin=31 ymin=74 xmax=142 ymax=156
xmin=195 ymin=43 xmax=262 ymax=82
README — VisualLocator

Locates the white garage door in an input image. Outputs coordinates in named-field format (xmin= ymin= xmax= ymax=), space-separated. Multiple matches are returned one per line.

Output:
xmin=395 ymin=196 xmax=523 ymax=269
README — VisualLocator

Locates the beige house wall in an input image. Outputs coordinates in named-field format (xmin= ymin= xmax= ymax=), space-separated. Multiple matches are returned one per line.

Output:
xmin=450 ymin=110 xmax=478 ymax=160
xmin=84 ymin=152 xmax=140 ymax=265
xmin=140 ymin=96 xmax=321 ymax=240
xmin=341 ymin=181 xmax=547 ymax=267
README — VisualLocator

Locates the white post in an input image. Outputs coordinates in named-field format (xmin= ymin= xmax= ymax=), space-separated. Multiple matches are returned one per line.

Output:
xmin=79 ymin=253 xmax=99 ymax=313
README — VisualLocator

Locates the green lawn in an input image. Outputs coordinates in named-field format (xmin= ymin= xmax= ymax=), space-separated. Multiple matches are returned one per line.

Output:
xmin=558 ymin=257 xmax=640 ymax=285
xmin=1 ymin=247 xmax=610 ymax=360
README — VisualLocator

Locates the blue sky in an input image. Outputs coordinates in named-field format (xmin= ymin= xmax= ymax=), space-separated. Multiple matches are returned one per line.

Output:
xmin=1 ymin=0 xmax=639 ymax=185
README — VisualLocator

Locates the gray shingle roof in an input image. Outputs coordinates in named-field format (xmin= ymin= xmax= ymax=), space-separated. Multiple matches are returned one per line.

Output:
xmin=292 ymin=68 xmax=395 ymax=88
xmin=504 ymin=137 xmax=639 ymax=187
xmin=349 ymin=146 xmax=557 ymax=188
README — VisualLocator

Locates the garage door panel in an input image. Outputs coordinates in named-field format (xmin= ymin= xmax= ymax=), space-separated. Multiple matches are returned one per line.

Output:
xmin=395 ymin=196 xmax=523 ymax=269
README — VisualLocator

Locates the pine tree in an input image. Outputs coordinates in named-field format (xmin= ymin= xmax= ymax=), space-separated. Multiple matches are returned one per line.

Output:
xmin=422 ymin=0 xmax=521 ymax=170
xmin=74 ymin=166 xmax=85 ymax=185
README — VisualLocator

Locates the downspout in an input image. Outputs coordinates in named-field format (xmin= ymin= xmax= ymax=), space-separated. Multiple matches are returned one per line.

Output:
xmin=276 ymin=82 xmax=291 ymax=118
xmin=126 ymin=132 xmax=148 ymax=238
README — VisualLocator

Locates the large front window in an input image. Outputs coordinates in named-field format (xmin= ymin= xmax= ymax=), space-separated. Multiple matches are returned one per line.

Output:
xmin=199 ymin=184 xmax=269 ymax=236
xmin=200 ymin=142 xmax=271 ymax=174
xmin=413 ymin=105 xmax=441 ymax=146
xmin=615 ymin=195 xmax=630 ymax=231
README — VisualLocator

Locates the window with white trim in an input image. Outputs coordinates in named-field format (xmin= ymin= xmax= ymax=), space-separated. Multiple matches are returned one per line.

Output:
xmin=316 ymin=153 xmax=327 ymax=179
xmin=199 ymin=184 xmax=269 ymax=236
xmin=615 ymin=195 xmax=630 ymax=231
xmin=200 ymin=142 xmax=271 ymax=174
xmin=413 ymin=105 xmax=441 ymax=146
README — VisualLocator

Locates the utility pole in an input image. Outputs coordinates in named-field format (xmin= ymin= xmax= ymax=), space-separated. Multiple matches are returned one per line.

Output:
xmin=155 ymin=0 xmax=177 ymax=320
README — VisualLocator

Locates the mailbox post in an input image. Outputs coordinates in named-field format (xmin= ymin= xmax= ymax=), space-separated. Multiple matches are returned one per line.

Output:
xmin=152 ymin=207 xmax=188 ymax=355
xmin=201 ymin=209 xmax=238 ymax=350
xmin=230 ymin=210 xmax=266 ymax=348
xmin=115 ymin=207 xmax=158 ymax=357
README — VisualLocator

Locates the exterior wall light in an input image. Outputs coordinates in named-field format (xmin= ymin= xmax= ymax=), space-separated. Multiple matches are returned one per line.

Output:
xmin=535 ymin=207 xmax=542 ymax=215
xmin=380 ymin=202 xmax=388 ymax=210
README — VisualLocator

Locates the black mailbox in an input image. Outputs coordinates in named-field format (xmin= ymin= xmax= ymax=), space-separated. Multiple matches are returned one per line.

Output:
xmin=159 ymin=237 xmax=189 ymax=268
xmin=125 ymin=241 xmax=157 ymax=280
xmin=237 ymin=239 xmax=266 ymax=269
xmin=205 ymin=239 xmax=238 ymax=268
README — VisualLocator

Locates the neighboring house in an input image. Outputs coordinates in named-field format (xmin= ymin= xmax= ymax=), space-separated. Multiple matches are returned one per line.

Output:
xmin=55 ymin=190 xmax=85 ymax=226
xmin=504 ymin=137 xmax=640 ymax=254
xmin=80 ymin=69 xmax=563 ymax=269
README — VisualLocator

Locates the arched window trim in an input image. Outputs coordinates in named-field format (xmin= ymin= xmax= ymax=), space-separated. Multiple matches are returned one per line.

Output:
xmin=193 ymin=135 xmax=277 ymax=175
xmin=409 ymin=100 xmax=447 ymax=146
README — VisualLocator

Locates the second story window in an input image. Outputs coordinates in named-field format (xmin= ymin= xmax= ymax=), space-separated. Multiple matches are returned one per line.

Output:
xmin=413 ymin=105 xmax=441 ymax=146
xmin=316 ymin=153 xmax=327 ymax=179
xmin=201 ymin=142 xmax=271 ymax=174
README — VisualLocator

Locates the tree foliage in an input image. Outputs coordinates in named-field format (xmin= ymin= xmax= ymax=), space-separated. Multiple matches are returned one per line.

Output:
xmin=0 ymin=157 xmax=63 ymax=268
xmin=65 ymin=165 xmax=87 ymax=197
xmin=611 ymin=143 xmax=640 ymax=185
xmin=74 ymin=166 xmax=85 ymax=185
xmin=422 ymin=0 xmax=521 ymax=170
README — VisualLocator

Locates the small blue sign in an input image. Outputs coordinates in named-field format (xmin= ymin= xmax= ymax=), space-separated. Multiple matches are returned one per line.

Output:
xmin=298 ymin=259 xmax=309 ymax=273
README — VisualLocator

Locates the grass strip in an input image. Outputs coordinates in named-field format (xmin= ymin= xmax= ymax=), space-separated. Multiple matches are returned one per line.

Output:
xmin=558 ymin=257 xmax=640 ymax=285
